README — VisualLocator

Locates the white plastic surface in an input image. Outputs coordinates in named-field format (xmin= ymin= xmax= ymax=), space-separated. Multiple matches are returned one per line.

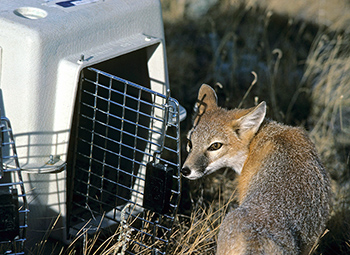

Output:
xmin=0 ymin=0 xmax=167 ymax=171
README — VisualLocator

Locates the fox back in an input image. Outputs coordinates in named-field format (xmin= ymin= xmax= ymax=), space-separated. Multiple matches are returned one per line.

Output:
xmin=181 ymin=84 xmax=331 ymax=255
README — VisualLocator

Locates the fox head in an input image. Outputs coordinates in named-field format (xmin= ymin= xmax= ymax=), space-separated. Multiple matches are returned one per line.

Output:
xmin=181 ymin=84 xmax=266 ymax=180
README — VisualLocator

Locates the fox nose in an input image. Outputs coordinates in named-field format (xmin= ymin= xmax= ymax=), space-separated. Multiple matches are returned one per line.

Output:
xmin=181 ymin=166 xmax=191 ymax=176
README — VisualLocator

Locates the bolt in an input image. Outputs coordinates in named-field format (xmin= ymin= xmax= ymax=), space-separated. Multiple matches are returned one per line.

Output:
xmin=77 ymin=54 xmax=85 ymax=64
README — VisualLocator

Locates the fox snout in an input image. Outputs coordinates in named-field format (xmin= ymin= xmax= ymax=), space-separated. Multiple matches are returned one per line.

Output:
xmin=181 ymin=166 xmax=191 ymax=177
xmin=181 ymin=156 xmax=208 ymax=180
xmin=181 ymin=165 xmax=203 ymax=179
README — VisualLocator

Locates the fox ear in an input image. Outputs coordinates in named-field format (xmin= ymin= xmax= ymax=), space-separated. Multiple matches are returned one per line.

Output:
xmin=236 ymin=101 xmax=266 ymax=139
xmin=195 ymin=84 xmax=218 ymax=115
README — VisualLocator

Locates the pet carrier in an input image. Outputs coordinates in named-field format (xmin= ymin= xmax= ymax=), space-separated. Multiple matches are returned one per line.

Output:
xmin=0 ymin=0 xmax=185 ymax=254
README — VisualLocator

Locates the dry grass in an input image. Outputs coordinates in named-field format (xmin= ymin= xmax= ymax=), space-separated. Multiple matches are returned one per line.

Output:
xmin=168 ymin=173 xmax=238 ymax=255
xmin=161 ymin=0 xmax=350 ymax=30
xmin=304 ymin=33 xmax=350 ymax=254
xmin=27 ymin=214 xmax=128 ymax=255
xmin=306 ymin=34 xmax=350 ymax=190
xmin=170 ymin=205 xmax=222 ymax=254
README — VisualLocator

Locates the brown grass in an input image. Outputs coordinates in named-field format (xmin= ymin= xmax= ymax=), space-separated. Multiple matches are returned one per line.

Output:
xmin=305 ymin=33 xmax=350 ymax=255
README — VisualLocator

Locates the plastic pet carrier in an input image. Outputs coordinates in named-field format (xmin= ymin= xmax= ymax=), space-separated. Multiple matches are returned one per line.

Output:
xmin=0 ymin=0 xmax=185 ymax=254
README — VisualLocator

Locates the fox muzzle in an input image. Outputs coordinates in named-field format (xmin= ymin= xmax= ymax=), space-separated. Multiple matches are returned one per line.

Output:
xmin=181 ymin=166 xmax=191 ymax=177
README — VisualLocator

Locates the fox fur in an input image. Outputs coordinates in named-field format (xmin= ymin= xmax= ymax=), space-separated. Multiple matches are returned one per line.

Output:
xmin=181 ymin=84 xmax=331 ymax=255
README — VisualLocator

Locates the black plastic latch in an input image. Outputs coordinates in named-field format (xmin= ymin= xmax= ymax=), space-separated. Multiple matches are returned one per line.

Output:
xmin=0 ymin=187 xmax=19 ymax=241
xmin=143 ymin=162 xmax=173 ymax=214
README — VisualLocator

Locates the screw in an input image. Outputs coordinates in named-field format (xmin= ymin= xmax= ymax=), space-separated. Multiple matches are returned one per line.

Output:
xmin=77 ymin=54 xmax=85 ymax=64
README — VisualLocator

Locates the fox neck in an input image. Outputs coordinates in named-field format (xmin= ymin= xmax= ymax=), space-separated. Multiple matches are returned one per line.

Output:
xmin=234 ymin=118 xmax=269 ymax=170
xmin=237 ymin=120 xmax=273 ymax=203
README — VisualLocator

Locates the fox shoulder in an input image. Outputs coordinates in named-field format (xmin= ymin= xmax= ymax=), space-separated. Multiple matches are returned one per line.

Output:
xmin=237 ymin=121 xmax=330 ymax=204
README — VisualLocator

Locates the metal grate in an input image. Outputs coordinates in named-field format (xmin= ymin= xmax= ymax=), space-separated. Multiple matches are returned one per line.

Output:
xmin=67 ymin=67 xmax=181 ymax=254
xmin=0 ymin=117 xmax=29 ymax=255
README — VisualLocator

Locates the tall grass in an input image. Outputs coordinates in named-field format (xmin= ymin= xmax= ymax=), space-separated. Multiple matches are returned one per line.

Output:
xmin=169 ymin=186 xmax=237 ymax=255
xmin=306 ymin=34 xmax=350 ymax=178
xmin=304 ymin=34 xmax=350 ymax=254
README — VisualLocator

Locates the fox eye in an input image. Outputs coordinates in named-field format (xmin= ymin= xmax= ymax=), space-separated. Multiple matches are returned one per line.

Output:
xmin=208 ymin=142 xmax=223 ymax=151
xmin=187 ymin=140 xmax=192 ymax=152
xmin=235 ymin=128 xmax=240 ymax=136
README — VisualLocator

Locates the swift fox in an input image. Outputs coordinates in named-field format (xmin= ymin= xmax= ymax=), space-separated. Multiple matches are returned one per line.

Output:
xmin=181 ymin=84 xmax=331 ymax=255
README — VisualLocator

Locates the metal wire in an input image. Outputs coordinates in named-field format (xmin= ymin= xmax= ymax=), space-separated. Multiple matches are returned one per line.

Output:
xmin=0 ymin=117 xmax=29 ymax=255
xmin=68 ymin=67 xmax=181 ymax=254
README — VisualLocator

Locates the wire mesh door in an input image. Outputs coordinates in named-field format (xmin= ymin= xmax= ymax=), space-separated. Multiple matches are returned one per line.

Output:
xmin=67 ymin=67 xmax=181 ymax=254
xmin=0 ymin=117 xmax=29 ymax=255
